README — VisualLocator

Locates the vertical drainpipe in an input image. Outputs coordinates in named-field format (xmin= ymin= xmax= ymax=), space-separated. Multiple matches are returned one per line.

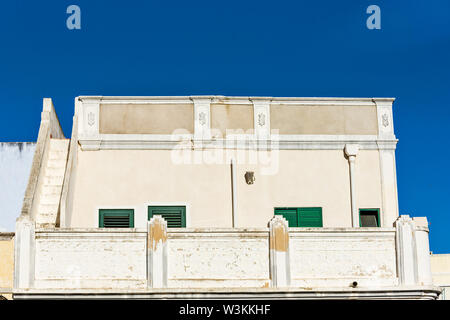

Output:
xmin=231 ymin=158 xmax=237 ymax=228
xmin=344 ymin=144 xmax=359 ymax=228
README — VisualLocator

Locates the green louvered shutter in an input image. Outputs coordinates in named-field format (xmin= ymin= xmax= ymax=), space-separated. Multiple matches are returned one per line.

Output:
xmin=99 ymin=209 xmax=134 ymax=228
xmin=274 ymin=207 xmax=323 ymax=227
xmin=275 ymin=208 xmax=298 ymax=227
xmin=148 ymin=206 xmax=186 ymax=228
xmin=298 ymin=207 xmax=323 ymax=227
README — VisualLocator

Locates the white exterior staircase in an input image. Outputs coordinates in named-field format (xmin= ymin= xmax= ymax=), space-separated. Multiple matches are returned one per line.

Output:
xmin=35 ymin=138 xmax=69 ymax=228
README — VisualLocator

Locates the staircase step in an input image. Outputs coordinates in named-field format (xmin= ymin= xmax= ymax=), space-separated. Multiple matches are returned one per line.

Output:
xmin=36 ymin=216 xmax=57 ymax=225
xmin=49 ymin=138 xmax=70 ymax=149
xmin=38 ymin=202 xmax=59 ymax=209
xmin=42 ymin=176 xmax=64 ymax=185
xmin=39 ymin=194 xmax=61 ymax=204
xmin=37 ymin=212 xmax=57 ymax=219
xmin=41 ymin=185 xmax=63 ymax=195
xmin=35 ymin=138 xmax=69 ymax=227
xmin=38 ymin=204 xmax=59 ymax=215
xmin=45 ymin=167 xmax=66 ymax=177
xmin=46 ymin=159 xmax=67 ymax=168
xmin=48 ymin=152 xmax=68 ymax=160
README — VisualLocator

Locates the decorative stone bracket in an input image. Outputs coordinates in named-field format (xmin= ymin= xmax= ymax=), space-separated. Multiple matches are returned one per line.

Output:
xmin=269 ymin=216 xmax=291 ymax=287
xmin=192 ymin=98 xmax=211 ymax=142
xmin=374 ymin=99 xmax=395 ymax=139
xmin=252 ymin=100 xmax=271 ymax=139
xmin=147 ymin=216 xmax=168 ymax=288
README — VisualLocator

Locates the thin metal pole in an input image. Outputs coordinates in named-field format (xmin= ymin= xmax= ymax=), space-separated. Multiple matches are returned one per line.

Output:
xmin=231 ymin=158 xmax=237 ymax=228
xmin=349 ymin=156 xmax=358 ymax=227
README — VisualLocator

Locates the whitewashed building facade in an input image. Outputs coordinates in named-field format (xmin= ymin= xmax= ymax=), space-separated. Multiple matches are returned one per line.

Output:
xmin=13 ymin=96 xmax=440 ymax=299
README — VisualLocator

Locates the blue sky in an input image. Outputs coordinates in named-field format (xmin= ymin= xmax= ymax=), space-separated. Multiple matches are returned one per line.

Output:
xmin=0 ymin=1 xmax=449 ymax=252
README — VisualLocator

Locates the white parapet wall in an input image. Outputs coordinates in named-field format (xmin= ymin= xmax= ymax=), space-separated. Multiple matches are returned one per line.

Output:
xmin=12 ymin=215 xmax=438 ymax=299
xmin=166 ymin=228 xmax=270 ymax=288
xmin=28 ymin=227 xmax=399 ymax=290
xmin=290 ymin=228 xmax=397 ymax=288
xmin=33 ymin=229 xmax=147 ymax=289
xmin=13 ymin=215 xmax=441 ymax=299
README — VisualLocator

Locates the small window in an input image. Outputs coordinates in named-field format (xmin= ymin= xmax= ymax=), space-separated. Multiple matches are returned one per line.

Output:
xmin=359 ymin=209 xmax=380 ymax=227
xmin=148 ymin=206 xmax=186 ymax=228
xmin=274 ymin=207 xmax=323 ymax=227
xmin=99 ymin=209 xmax=134 ymax=228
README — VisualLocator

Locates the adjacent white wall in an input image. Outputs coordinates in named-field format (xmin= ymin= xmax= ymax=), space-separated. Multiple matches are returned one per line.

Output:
xmin=431 ymin=254 xmax=450 ymax=300
xmin=0 ymin=143 xmax=36 ymax=232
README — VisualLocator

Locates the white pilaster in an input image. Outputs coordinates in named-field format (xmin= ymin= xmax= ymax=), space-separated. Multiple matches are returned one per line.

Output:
xmin=147 ymin=216 xmax=168 ymax=288
xmin=78 ymin=98 xmax=100 ymax=150
xmin=374 ymin=99 xmax=395 ymax=140
xmin=413 ymin=217 xmax=433 ymax=286
xmin=269 ymin=216 xmax=291 ymax=287
xmin=395 ymin=215 xmax=417 ymax=286
xmin=375 ymin=99 xmax=399 ymax=227
xmin=344 ymin=144 xmax=359 ymax=227
xmin=192 ymin=98 xmax=211 ymax=141
xmin=378 ymin=148 xmax=399 ymax=227
xmin=251 ymin=100 xmax=271 ymax=139
xmin=14 ymin=215 xmax=35 ymax=289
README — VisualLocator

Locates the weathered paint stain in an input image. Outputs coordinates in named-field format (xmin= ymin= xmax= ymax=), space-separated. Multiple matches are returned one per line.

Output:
xmin=271 ymin=223 xmax=289 ymax=252
xmin=149 ymin=219 xmax=167 ymax=250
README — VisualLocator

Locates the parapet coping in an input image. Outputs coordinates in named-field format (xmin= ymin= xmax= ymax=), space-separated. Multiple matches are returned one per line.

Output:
xmin=33 ymin=227 xmax=396 ymax=233
xmin=77 ymin=95 xmax=395 ymax=104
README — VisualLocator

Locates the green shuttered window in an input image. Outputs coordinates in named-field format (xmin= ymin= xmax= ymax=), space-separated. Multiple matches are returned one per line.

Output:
xmin=99 ymin=209 xmax=134 ymax=228
xmin=359 ymin=209 xmax=380 ymax=227
xmin=148 ymin=206 xmax=186 ymax=228
xmin=274 ymin=207 xmax=323 ymax=227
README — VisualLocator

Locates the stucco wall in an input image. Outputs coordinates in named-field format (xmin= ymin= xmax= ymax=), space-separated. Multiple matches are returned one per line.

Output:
xmin=270 ymin=104 xmax=378 ymax=135
xmin=99 ymin=104 xmax=194 ymax=134
xmin=70 ymin=147 xmax=233 ymax=228
xmin=97 ymin=101 xmax=379 ymax=136
xmin=210 ymin=103 xmax=254 ymax=136
xmin=68 ymin=148 xmax=384 ymax=228
xmin=67 ymin=96 xmax=397 ymax=229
